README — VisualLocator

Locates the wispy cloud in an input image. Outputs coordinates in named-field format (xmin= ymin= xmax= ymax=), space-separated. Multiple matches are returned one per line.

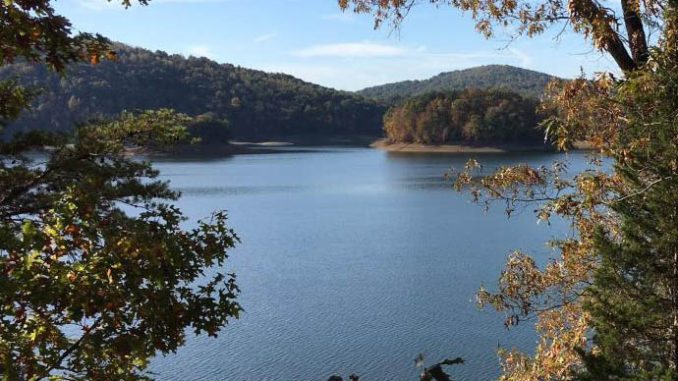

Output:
xmin=291 ymin=41 xmax=527 ymax=63
xmin=76 ymin=0 xmax=119 ymax=11
xmin=321 ymin=13 xmax=356 ymax=22
xmin=507 ymin=47 xmax=533 ymax=67
xmin=254 ymin=32 xmax=278 ymax=44
xmin=293 ymin=42 xmax=408 ymax=58
xmin=185 ymin=45 xmax=215 ymax=59
xmin=413 ymin=49 xmax=533 ymax=67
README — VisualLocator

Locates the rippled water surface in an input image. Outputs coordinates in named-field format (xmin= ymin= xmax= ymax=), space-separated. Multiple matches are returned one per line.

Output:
xmin=149 ymin=147 xmax=590 ymax=381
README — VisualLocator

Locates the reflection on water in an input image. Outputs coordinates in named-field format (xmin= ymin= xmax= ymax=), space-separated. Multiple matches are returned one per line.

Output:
xmin=176 ymin=185 xmax=304 ymax=196
xmin=150 ymin=147 xmax=591 ymax=381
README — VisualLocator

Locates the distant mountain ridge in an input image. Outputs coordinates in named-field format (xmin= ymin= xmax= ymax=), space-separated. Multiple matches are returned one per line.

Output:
xmin=1 ymin=44 xmax=385 ymax=140
xmin=357 ymin=65 xmax=557 ymax=102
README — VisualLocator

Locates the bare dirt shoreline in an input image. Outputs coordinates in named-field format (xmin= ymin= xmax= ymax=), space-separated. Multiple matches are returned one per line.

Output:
xmin=369 ymin=138 xmax=555 ymax=154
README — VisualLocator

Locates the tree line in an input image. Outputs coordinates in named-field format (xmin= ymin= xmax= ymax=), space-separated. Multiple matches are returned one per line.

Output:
xmin=382 ymin=89 xmax=544 ymax=145
xmin=0 ymin=44 xmax=385 ymax=141
xmin=1 ymin=47 xmax=555 ymax=146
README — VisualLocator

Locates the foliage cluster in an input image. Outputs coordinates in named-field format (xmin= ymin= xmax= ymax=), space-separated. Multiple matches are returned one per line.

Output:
xmin=1 ymin=1 xmax=242 ymax=379
xmin=383 ymin=89 xmax=543 ymax=145
xmin=0 ymin=110 xmax=242 ymax=380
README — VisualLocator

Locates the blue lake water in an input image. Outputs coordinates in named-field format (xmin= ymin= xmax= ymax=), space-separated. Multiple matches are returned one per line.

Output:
xmin=149 ymin=147 xmax=589 ymax=381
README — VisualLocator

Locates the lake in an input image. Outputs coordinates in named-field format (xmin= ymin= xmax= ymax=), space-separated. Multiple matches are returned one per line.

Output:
xmin=149 ymin=147 xmax=590 ymax=381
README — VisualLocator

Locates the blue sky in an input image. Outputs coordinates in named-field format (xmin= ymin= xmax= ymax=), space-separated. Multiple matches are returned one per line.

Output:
xmin=55 ymin=0 xmax=618 ymax=91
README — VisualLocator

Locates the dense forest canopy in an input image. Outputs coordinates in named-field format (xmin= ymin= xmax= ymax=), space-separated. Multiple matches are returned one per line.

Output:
xmin=382 ymin=89 xmax=544 ymax=145
xmin=358 ymin=65 xmax=556 ymax=103
xmin=0 ymin=44 xmax=562 ymax=146
xmin=0 ymin=44 xmax=385 ymax=140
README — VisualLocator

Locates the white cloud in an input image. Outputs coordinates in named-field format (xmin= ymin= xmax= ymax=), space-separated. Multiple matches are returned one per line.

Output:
xmin=507 ymin=47 xmax=534 ymax=67
xmin=254 ymin=32 xmax=278 ymax=44
xmin=293 ymin=42 xmax=408 ymax=58
xmin=76 ymin=0 xmax=119 ymax=11
xmin=185 ymin=45 xmax=215 ymax=59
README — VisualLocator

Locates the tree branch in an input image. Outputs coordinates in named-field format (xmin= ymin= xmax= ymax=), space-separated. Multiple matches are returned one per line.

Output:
xmin=43 ymin=317 xmax=103 ymax=378
xmin=572 ymin=0 xmax=638 ymax=71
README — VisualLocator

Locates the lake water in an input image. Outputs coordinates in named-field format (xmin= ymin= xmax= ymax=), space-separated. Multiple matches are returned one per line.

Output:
xmin=149 ymin=147 xmax=589 ymax=381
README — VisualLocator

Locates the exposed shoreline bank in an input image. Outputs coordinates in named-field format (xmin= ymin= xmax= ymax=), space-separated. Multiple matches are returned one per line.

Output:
xmin=369 ymin=138 xmax=555 ymax=154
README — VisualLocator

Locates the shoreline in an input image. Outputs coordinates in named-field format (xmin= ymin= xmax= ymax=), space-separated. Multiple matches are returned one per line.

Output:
xmin=121 ymin=138 xmax=592 ymax=158
xmin=369 ymin=138 xmax=555 ymax=154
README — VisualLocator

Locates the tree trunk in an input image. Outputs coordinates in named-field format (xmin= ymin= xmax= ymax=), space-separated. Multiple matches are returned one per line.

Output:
xmin=620 ymin=0 xmax=649 ymax=65
xmin=673 ymin=247 xmax=677 ymax=372
xmin=571 ymin=0 xmax=638 ymax=72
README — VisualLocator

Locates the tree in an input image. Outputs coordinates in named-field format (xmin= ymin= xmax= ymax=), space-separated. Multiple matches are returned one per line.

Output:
xmin=578 ymin=49 xmax=678 ymax=380
xmin=341 ymin=0 xmax=677 ymax=379
xmin=1 ymin=1 xmax=241 ymax=379
xmin=189 ymin=112 xmax=232 ymax=144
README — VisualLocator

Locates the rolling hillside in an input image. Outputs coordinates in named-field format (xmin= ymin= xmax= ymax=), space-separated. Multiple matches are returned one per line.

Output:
xmin=2 ymin=48 xmax=558 ymax=144
xmin=358 ymin=65 xmax=556 ymax=102
xmin=1 ymin=44 xmax=385 ymax=140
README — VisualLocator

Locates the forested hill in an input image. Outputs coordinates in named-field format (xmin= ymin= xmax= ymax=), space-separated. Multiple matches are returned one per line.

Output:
xmin=358 ymin=65 xmax=556 ymax=102
xmin=1 ymin=44 xmax=385 ymax=140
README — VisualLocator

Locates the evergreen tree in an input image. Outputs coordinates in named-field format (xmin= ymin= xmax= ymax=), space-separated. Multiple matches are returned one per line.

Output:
xmin=580 ymin=48 xmax=678 ymax=380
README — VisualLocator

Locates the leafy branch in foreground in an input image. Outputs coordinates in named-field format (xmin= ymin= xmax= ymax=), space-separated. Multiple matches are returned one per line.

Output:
xmin=0 ymin=110 xmax=241 ymax=380
xmin=2 ymin=1 xmax=243 ymax=379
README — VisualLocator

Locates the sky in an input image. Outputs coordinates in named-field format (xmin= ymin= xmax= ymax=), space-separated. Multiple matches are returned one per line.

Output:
xmin=54 ymin=0 xmax=620 ymax=91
